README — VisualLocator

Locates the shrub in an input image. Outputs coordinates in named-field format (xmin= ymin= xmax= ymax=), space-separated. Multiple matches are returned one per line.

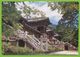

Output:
xmin=2 ymin=43 xmax=33 ymax=55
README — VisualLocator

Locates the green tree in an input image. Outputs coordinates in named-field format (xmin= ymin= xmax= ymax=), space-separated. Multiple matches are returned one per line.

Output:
xmin=48 ymin=2 xmax=79 ymax=47
xmin=2 ymin=2 xmax=22 ymax=37
xmin=16 ymin=2 xmax=46 ymax=19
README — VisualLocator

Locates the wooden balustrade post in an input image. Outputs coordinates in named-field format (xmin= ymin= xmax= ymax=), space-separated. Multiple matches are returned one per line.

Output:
xmin=16 ymin=40 xmax=19 ymax=47
xmin=25 ymin=42 xmax=26 ymax=48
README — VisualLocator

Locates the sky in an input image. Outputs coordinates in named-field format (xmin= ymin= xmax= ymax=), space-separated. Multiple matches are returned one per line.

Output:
xmin=15 ymin=2 xmax=63 ymax=25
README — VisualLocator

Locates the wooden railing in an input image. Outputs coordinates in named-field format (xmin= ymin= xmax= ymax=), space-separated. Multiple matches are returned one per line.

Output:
xmin=25 ymin=35 xmax=41 ymax=50
xmin=16 ymin=30 xmax=45 ymax=51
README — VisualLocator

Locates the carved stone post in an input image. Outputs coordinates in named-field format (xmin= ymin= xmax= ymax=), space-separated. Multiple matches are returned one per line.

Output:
xmin=40 ymin=33 xmax=48 ymax=51
xmin=40 ymin=35 xmax=44 ymax=51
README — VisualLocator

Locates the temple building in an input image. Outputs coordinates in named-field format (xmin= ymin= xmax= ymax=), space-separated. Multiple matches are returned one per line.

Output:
xmin=2 ymin=17 xmax=77 ymax=52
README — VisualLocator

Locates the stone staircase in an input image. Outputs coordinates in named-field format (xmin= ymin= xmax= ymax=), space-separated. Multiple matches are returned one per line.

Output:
xmin=16 ymin=30 xmax=45 ymax=51
xmin=25 ymin=35 xmax=41 ymax=50
xmin=15 ymin=29 xmax=77 ymax=51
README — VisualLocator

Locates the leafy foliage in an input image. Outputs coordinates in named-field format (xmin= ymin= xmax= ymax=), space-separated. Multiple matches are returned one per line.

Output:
xmin=2 ymin=2 xmax=22 ymax=37
xmin=49 ymin=2 xmax=79 ymax=47
xmin=15 ymin=2 xmax=46 ymax=19
xmin=2 ymin=43 xmax=33 ymax=55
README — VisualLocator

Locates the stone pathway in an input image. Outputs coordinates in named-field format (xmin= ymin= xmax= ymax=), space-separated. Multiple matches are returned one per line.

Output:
xmin=49 ymin=51 xmax=78 ymax=55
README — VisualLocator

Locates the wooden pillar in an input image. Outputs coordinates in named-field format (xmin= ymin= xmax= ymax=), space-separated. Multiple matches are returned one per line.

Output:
xmin=25 ymin=42 xmax=26 ymax=48
xmin=45 ymin=34 xmax=48 ymax=51
xmin=16 ymin=40 xmax=19 ymax=47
